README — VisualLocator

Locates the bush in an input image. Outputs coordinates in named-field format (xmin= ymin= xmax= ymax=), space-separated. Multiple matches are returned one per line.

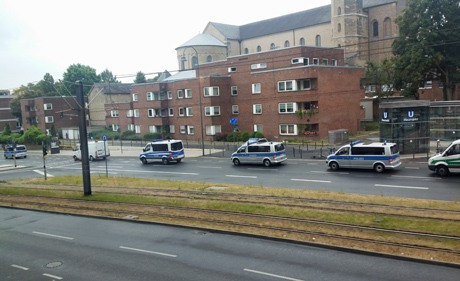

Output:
xmin=241 ymin=131 xmax=250 ymax=142
xmin=23 ymin=125 xmax=46 ymax=144
xmin=143 ymin=132 xmax=162 ymax=141
xmin=121 ymin=130 xmax=136 ymax=139
xmin=254 ymin=132 xmax=265 ymax=139
xmin=365 ymin=122 xmax=379 ymax=131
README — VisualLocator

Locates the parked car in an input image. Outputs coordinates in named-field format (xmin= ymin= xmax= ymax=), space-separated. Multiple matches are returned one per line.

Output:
xmin=3 ymin=145 xmax=28 ymax=159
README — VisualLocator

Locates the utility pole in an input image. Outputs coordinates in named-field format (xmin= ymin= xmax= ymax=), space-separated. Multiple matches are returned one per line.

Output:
xmin=76 ymin=81 xmax=91 ymax=195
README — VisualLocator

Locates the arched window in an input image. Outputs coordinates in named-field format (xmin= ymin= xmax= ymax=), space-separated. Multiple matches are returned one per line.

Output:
xmin=338 ymin=44 xmax=341 ymax=48
xmin=284 ymin=40 xmax=290 ymax=47
xmin=257 ymin=45 xmax=261 ymax=52
xmin=270 ymin=43 xmax=275 ymax=50
xmin=383 ymin=17 xmax=392 ymax=37
xmin=338 ymin=23 xmax=341 ymax=32
xmin=338 ymin=7 xmax=341 ymax=15
xmin=315 ymin=35 xmax=321 ymax=47
xmin=192 ymin=56 xmax=198 ymax=69
xmin=373 ymin=21 xmax=379 ymax=39
xmin=206 ymin=55 xmax=212 ymax=63
xmin=244 ymin=48 xmax=249 ymax=54
xmin=300 ymin=38 xmax=305 ymax=46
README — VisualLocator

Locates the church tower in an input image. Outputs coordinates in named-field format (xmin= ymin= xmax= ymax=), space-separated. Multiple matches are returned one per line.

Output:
xmin=331 ymin=0 xmax=368 ymax=66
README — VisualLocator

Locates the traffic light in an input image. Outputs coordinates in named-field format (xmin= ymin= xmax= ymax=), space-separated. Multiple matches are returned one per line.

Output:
xmin=88 ymin=132 xmax=93 ymax=139
xmin=60 ymin=111 xmax=63 ymax=118
xmin=43 ymin=145 xmax=48 ymax=156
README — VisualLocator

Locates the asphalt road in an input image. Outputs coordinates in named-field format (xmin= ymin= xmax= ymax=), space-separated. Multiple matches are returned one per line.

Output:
xmin=1 ymin=208 xmax=459 ymax=281
xmin=1 ymin=153 xmax=459 ymax=202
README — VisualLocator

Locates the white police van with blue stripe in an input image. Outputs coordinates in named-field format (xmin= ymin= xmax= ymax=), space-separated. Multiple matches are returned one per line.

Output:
xmin=3 ymin=145 xmax=27 ymax=159
xmin=326 ymin=140 xmax=401 ymax=172
xmin=231 ymin=140 xmax=287 ymax=167
xmin=140 ymin=139 xmax=184 ymax=165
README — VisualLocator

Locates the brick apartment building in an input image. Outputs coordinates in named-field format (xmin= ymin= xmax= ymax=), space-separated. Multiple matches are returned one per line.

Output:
xmin=0 ymin=92 xmax=20 ymax=134
xmin=106 ymin=46 xmax=365 ymax=141
xmin=20 ymin=96 xmax=88 ymax=138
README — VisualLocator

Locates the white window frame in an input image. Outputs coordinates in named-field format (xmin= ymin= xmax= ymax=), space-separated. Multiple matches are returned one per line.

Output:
xmin=147 ymin=92 xmax=153 ymax=101
xmin=280 ymin=124 xmax=297 ymax=135
xmin=206 ymin=125 xmax=222 ymax=135
xmin=231 ymin=86 xmax=238 ymax=96
xmin=45 ymin=116 xmax=54 ymax=123
xmin=179 ymin=107 xmax=185 ymax=117
xmin=228 ymin=67 xmax=236 ymax=73
xmin=177 ymin=90 xmax=184 ymax=99
xmin=187 ymin=126 xmax=194 ymax=135
xmin=278 ymin=80 xmax=296 ymax=92
xmin=167 ymin=91 xmax=173 ymax=100
xmin=135 ymin=125 xmax=141 ymax=134
xmin=128 ymin=124 xmax=134 ymax=131
xmin=279 ymin=103 xmax=297 ymax=113
xmin=180 ymin=125 xmax=186 ymax=134
xmin=253 ymin=104 xmax=262 ymax=114
xmin=134 ymin=109 xmax=139 ymax=117
xmin=44 ymin=103 xmax=52 ymax=110
xmin=232 ymin=105 xmax=239 ymax=114
xmin=312 ymin=58 xmax=319 ymax=65
xmin=148 ymin=109 xmax=155 ymax=117
xmin=186 ymin=107 xmax=193 ymax=116
xmin=204 ymin=86 xmax=219 ymax=97
xmin=168 ymin=108 xmax=174 ymax=117
xmin=111 ymin=110 xmax=119 ymax=117
xmin=322 ymin=58 xmax=328 ymax=65
xmin=251 ymin=63 xmax=267 ymax=70
xmin=127 ymin=110 xmax=134 ymax=117
xmin=254 ymin=124 xmax=263 ymax=133
xmin=252 ymin=83 xmax=261 ymax=94
xmin=132 ymin=93 xmax=138 ymax=101
xmin=332 ymin=59 xmax=338 ymax=66
xmin=112 ymin=124 xmax=120 ymax=132
xmin=149 ymin=125 xmax=157 ymax=133
xmin=185 ymin=89 xmax=192 ymax=98
xmin=169 ymin=125 xmax=175 ymax=134
xmin=291 ymin=57 xmax=309 ymax=65
xmin=205 ymin=106 xmax=221 ymax=116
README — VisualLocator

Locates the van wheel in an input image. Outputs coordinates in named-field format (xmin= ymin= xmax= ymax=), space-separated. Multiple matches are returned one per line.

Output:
xmin=329 ymin=162 xmax=339 ymax=171
xmin=23 ymin=155 xmax=27 ymax=159
xmin=89 ymin=156 xmax=94 ymax=161
xmin=176 ymin=159 xmax=182 ymax=163
xmin=141 ymin=158 xmax=148 ymax=164
xmin=374 ymin=163 xmax=385 ymax=173
xmin=263 ymin=159 xmax=271 ymax=167
xmin=162 ymin=158 xmax=169 ymax=165
xmin=233 ymin=158 xmax=240 ymax=166
xmin=73 ymin=156 xmax=78 ymax=161
xmin=436 ymin=165 xmax=449 ymax=177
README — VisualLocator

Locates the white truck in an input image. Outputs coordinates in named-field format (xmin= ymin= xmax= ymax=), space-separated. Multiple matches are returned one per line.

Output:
xmin=73 ymin=141 xmax=110 ymax=161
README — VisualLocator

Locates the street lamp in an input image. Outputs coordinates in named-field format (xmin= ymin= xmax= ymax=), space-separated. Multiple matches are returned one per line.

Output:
xmin=181 ymin=46 xmax=205 ymax=156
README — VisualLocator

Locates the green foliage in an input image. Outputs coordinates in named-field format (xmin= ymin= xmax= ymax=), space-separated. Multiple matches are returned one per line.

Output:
xmin=241 ymin=131 xmax=250 ymax=142
xmin=364 ymin=58 xmax=396 ymax=102
xmin=393 ymin=0 xmax=460 ymax=101
xmin=134 ymin=71 xmax=147 ymax=84
xmin=0 ymin=133 xmax=23 ymax=144
xmin=121 ymin=130 xmax=140 ymax=139
xmin=253 ymin=132 xmax=265 ymax=139
xmin=23 ymin=125 xmax=47 ymax=144
xmin=364 ymin=122 xmax=379 ymax=131
xmin=50 ymin=124 xmax=56 ymax=137
xmin=100 ymin=68 xmax=120 ymax=83
xmin=63 ymin=64 xmax=102 ymax=96
xmin=143 ymin=132 xmax=162 ymax=141
xmin=2 ymin=123 xmax=11 ymax=135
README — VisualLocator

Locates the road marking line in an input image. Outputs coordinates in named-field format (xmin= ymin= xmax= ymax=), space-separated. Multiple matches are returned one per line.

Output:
xmin=244 ymin=269 xmax=304 ymax=281
xmin=65 ymin=167 xmax=199 ymax=175
xmin=404 ymin=167 xmax=420 ymax=170
xmin=391 ymin=175 xmax=438 ymax=179
xmin=120 ymin=246 xmax=177 ymax=257
xmin=375 ymin=184 xmax=429 ymax=190
xmin=291 ymin=179 xmax=331 ymax=183
xmin=311 ymin=171 xmax=349 ymax=174
xmin=197 ymin=166 xmax=222 ymax=169
xmin=43 ymin=273 xmax=63 ymax=280
xmin=248 ymin=168 xmax=278 ymax=171
xmin=33 ymin=170 xmax=54 ymax=177
xmin=226 ymin=175 xmax=257 ymax=178
xmin=32 ymin=231 xmax=74 ymax=240
xmin=11 ymin=264 xmax=29 ymax=270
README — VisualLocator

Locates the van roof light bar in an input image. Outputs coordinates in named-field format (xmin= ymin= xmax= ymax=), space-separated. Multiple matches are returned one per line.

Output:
xmin=350 ymin=140 xmax=361 ymax=147
xmin=152 ymin=139 xmax=164 ymax=142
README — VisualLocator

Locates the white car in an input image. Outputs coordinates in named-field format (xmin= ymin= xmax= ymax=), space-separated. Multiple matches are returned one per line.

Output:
xmin=4 ymin=145 xmax=28 ymax=159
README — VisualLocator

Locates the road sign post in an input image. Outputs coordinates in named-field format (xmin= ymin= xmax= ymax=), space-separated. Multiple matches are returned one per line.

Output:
xmin=102 ymin=134 xmax=108 ymax=177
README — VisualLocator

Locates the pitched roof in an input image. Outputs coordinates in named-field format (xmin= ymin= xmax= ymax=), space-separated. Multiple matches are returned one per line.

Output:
xmin=93 ymin=83 xmax=133 ymax=94
xmin=363 ymin=0 xmax=397 ymax=8
xmin=176 ymin=34 xmax=226 ymax=49
xmin=162 ymin=70 xmax=196 ymax=82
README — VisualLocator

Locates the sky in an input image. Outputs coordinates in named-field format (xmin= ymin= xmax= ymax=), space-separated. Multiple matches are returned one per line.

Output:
xmin=0 ymin=0 xmax=330 ymax=91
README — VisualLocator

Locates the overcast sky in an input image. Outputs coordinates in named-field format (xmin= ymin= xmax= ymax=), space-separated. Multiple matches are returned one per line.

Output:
xmin=0 ymin=0 xmax=330 ymax=91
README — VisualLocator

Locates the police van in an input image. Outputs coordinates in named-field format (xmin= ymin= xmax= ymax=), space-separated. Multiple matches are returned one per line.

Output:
xmin=3 ymin=145 xmax=27 ymax=159
xmin=140 ymin=139 xmax=185 ymax=165
xmin=231 ymin=140 xmax=287 ymax=167
xmin=326 ymin=140 xmax=401 ymax=172
xmin=428 ymin=139 xmax=460 ymax=176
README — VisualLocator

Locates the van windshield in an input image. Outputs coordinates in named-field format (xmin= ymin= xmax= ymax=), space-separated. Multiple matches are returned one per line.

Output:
xmin=171 ymin=142 xmax=183 ymax=151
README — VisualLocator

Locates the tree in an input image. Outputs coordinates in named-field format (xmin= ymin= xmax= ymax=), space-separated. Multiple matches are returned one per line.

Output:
xmin=10 ymin=86 xmax=42 ymax=122
xmin=393 ymin=0 xmax=460 ymax=100
xmin=50 ymin=124 xmax=57 ymax=138
xmin=134 ymin=71 xmax=147 ymax=84
xmin=363 ymin=58 xmax=396 ymax=102
xmin=38 ymin=73 xmax=57 ymax=96
xmin=62 ymin=64 xmax=102 ymax=96
xmin=2 ymin=123 xmax=11 ymax=136
xmin=100 ymin=68 xmax=120 ymax=83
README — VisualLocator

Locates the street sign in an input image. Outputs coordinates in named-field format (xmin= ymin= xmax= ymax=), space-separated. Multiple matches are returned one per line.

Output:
xmin=102 ymin=134 xmax=108 ymax=141
xmin=229 ymin=118 xmax=238 ymax=124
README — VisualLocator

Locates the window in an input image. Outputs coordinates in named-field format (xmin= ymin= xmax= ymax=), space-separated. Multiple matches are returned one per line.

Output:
xmin=179 ymin=107 xmax=185 ymax=116
xmin=177 ymin=90 xmax=184 ymax=99
xmin=148 ymin=108 xmax=166 ymax=117
xmin=134 ymin=109 xmax=139 ymax=117
xmin=180 ymin=126 xmax=186 ymax=134
xmin=244 ymin=48 xmax=249 ymax=54
xmin=112 ymin=124 xmax=120 ymax=132
xmin=207 ymin=55 xmax=212 ymax=62
xmin=338 ymin=23 xmax=341 ymax=32
xmin=192 ymin=56 xmax=198 ymax=69
xmin=231 ymin=86 xmax=238 ymax=96
xmin=111 ymin=110 xmax=119 ymax=117
xmin=135 ymin=125 xmax=141 ymax=134
xmin=270 ymin=43 xmax=276 ymax=49
xmin=278 ymin=80 xmax=295 ymax=92
xmin=186 ymin=107 xmax=193 ymax=116
xmin=167 ymin=91 xmax=173 ymax=100
xmin=300 ymin=38 xmax=305 ymax=46
xmin=44 ymin=103 xmax=52 ymax=110
xmin=315 ymin=35 xmax=321 ymax=46
xmin=204 ymin=86 xmax=219 ymax=97
xmin=291 ymin=57 xmax=308 ymax=65
xmin=257 ymin=45 xmax=261 ymax=52
xmin=284 ymin=40 xmax=290 ymax=47
xmin=187 ymin=126 xmax=194 ymax=135
xmin=128 ymin=124 xmax=134 ymax=131
xmin=206 ymin=125 xmax=221 ymax=135
xmin=384 ymin=17 xmax=392 ymax=38
xmin=279 ymin=103 xmax=297 ymax=113
xmin=147 ymin=91 xmax=164 ymax=101
xmin=127 ymin=110 xmax=134 ymax=117
xmin=338 ymin=7 xmax=341 ymax=15
xmin=169 ymin=108 xmax=174 ymax=116
xmin=149 ymin=125 xmax=159 ymax=133
xmin=132 ymin=93 xmax=138 ymax=101
xmin=169 ymin=125 xmax=175 ymax=134
xmin=232 ymin=105 xmax=239 ymax=114
xmin=45 ymin=116 xmax=54 ymax=123
xmin=252 ymin=83 xmax=261 ymax=94
xmin=253 ymin=104 xmax=262 ymax=114
xmin=298 ymin=79 xmax=311 ymax=90
xmin=185 ymin=89 xmax=192 ymax=98
xmin=312 ymin=58 xmax=319 ymax=65
xmin=147 ymin=92 xmax=153 ymax=101
xmin=373 ymin=21 xmax=379 ymax=38
xmin=365 ymin=85 xmax=376 ymax=93
xmin=228 ymin=67 xmax=236 ymax=72
xmin=322 ymin=59 xmax=328 ymax=65
xmin=332 ymin=59 xmax=338 ymax=66
xmin=280 ymin=124 xmax=297 ymax=135
xmin=205 ymin=106 xmax=221 ymax=116
xmin=254 ymin=124 xmax=263 ymax=133
xmin=419 ymin=81 xmax=432 ymax=89
xmin=251 ymin=63 xmax=267 ymax=70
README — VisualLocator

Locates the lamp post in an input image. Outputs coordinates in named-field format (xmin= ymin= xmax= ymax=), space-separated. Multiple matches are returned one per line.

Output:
xmin=181 ymin=46 xmax=205 ymax=156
